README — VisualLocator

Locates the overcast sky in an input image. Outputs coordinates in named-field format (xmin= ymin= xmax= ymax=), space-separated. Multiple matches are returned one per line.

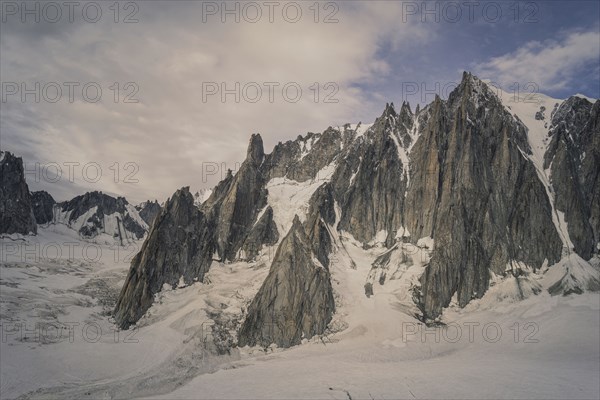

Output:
xmin=1 ymin=0 xmax=599 ymax=204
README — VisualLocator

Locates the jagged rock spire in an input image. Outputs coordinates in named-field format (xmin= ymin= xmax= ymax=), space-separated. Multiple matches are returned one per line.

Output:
xmin=114 ymin=186 xmax=214 ymax=329
xmin=247 ymin=133 xmax=265 ymax=165
xmin=238 ymin=213 xmax=335 ymax=348
xmin=0 ymin=151 xmax=37 ymax=235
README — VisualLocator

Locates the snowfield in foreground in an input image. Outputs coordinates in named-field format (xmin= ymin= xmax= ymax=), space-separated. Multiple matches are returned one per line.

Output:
xmin=1 ymin=225 xmax=599 ymax=399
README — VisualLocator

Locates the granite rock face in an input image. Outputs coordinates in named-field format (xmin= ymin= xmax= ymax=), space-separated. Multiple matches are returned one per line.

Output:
xmin=136 ymin=200 xmax=162 ymax=227
xmin=544 ymin=97 xmax=600 ymax=259
xmin=115 ymin=135 xmax=283 ymax=328
xmin=113 ymin=71 xmax=599 ymax=336
xmin=238 ymin=216 xmax=335 ymax=348
xmin=263 ymin=128 xmax=343 ymax=182
xmin=114 ymin=187 xmax=215 ymax=328
xmin=406 ymin=73 xmax=562 ymax=319
xmin=31 ymin=191 xmax=56 ymax=225
xmin=332 ymin=103 xmax=412 ymax=247
xmin=208 ymin=134 xmax=269 ymax=261
xmin=304 ymin=182 xmax=336 ymax=268
xmin=0 ymin=151 xmax=37 ymax=235
xmin=240 ymin=206 xmax=279 ymax=260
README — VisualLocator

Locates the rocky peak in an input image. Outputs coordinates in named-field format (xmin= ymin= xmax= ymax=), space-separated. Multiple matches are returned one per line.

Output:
xmin=406 ymin=73 xmax=562 ymax=320
xmin=114 ymin=186 xmax=215 ymax=329
xmin=0 ymin=151 xmax=37 ymax=235
xmin=112 ymin=70 xmax=599 ymax=339
xmin=305 ymin=183 xmax=336 ymax=267
xmin=550 ymin=96 xmax=595 ymax=140
xmin=399 ymin=100 xmax=412 ymax=118
xmin=448 ymin=72 xmax=500 ymax=111
xmin=247 ymin=133 xmax=265 ymax=165
xmin=237 ymin=214 xmax=335 ymax=348
xmin=382 ymin=102 xmax=397 ymax=118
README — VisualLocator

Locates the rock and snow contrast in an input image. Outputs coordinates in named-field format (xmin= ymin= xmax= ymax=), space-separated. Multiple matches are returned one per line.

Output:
xmin=1 ymin=73 xmax=599 ymax=399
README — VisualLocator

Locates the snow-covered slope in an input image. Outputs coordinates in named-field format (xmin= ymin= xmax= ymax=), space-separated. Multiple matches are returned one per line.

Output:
xmin=2 ymin=225 xmax=597 ymax=399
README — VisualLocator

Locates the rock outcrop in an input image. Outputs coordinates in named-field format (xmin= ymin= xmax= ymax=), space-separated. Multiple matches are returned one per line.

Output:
xmin=332 ymin=103 xmax=411 ymax=247
xmin=114 ymin=187 xmax=215 ymax=328
xmin=208 ymin=134 xmax=269 ymax=262
xmin=263 ymin=128 xmax=343 ymax=182
xmin=304 ymin=182 xmax=336 ymax=268
xmin=114 ymin=135 xmax=283 ymax=328
xmin=544 ymin=97 xmax=600 ymax=259
xmin=240 ymin=206 xmax=279 ymax=260
xmin=31 ymin=190 xmax=56 ymax=225
xmin=0 ymin=151 xmax=37 ymax=235
xmin=406 ymin=73 xmax=562 ymax=320
xmin=112 ymin=71 xmax=599 ymax=335
xmin=238 ymin=216 xmax=335 ymax=348
xmin=136 ymin=200 xmax=162 ymax=227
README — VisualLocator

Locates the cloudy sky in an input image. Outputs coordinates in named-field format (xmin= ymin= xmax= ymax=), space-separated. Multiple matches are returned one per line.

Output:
xmin=1 ymin=0 xmax=599 ymax=204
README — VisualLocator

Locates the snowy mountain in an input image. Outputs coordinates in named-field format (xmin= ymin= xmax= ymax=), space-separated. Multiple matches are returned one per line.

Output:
xmin=54 ymin=191 xmax=149 ymax=243
xmin=114 ymin=72 xmax=600 ymax=337
xmin=1 ymin=72 xmax=599 ymax=399
xmin=0 ymin=155 xmax=152 ymax=243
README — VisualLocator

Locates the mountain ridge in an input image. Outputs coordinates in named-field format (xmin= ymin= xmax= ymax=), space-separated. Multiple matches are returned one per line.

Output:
xmin=111 ymin=72 xmax=599 ymax=337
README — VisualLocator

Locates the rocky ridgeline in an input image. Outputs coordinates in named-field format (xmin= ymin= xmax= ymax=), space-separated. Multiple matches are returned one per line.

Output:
xmin=110 ymin=72 xmax=600 ymax=344
xmin=57 ymin=191 xmax=148 ymax=241
xmin=0 ymin=151 xmax=158 ymax=243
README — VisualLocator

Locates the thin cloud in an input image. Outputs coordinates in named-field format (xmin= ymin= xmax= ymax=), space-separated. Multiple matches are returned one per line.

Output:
xmin=0 ymin=1 xmax=430 ymax=203
xmin=475 ymin=29 xmax=600 ymax=92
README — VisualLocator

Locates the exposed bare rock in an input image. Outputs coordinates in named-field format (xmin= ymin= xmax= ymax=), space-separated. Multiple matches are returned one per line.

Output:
xmin=544 ymin=97 xmax=600 ymax=259
xmin=238 ymin=216 xmax=335 ymax=348
xmin=209 ymin=134 xmax=269 ymax=261
xmin=240 ymin=206 xmax=279 ymax=260
xmin=31 ymin=191 xmax=55 ymax=225
xmin=304 ymin=182 xmax=336 ymax=268
xmin=136 ymin=200 xmax=162 ymax=227
xmin=262 ymin=128 xmax=343 ymax=182
xmin=114 ymin=135 xmax=281 ymax=328
xmin=407 ymin=73 xmax=562 ymax=320
xmin=0 ymin=151 xmax=37 ymax=235
xmin=332 ymin=103 xmax=411 ymax=247
xmin=114 ymin=187 xmax=215 ymax=329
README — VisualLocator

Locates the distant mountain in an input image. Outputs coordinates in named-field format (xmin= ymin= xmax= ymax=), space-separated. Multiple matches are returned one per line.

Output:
xmin=54 ymin=191 xmax=148 ymax=243
xmin=0 ymin=152 xmax=151 ymax=243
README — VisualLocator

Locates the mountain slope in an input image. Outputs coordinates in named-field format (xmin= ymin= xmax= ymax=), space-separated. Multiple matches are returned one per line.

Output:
xmin=113 ymin=71 xmax=599 ymax=341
